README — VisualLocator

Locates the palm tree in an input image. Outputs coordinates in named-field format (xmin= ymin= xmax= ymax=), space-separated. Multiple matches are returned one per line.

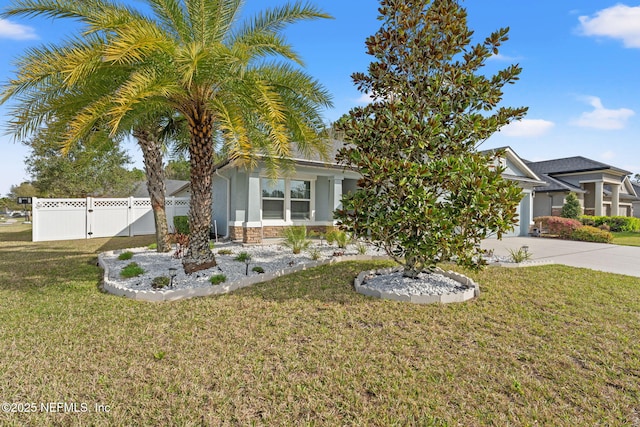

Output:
xmin=3 ymin=0 xmax=332 ymax=273
xmin=1 ymin=45 xmax=183 ymax=253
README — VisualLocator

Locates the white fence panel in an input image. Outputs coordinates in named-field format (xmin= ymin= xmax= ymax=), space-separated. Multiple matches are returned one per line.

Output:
xmin=32 ymin=196 xmax=191 ymax=242
xmin=130 ymin=198 xmax=156 ymax=236
xmin=32 ymin=199 xmax=87 ymax=241
xmin=89 ymin=198 xmax=131 ymax=238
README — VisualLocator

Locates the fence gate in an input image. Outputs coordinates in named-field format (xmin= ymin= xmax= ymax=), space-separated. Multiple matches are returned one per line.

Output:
xmin=31 ymin=197 xmax=190 ymax=242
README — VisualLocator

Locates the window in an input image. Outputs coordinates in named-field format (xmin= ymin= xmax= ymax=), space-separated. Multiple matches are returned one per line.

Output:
xmin=262 ymin=179 xmax=285 ymax=219
xmin=290 ymin=180 xmax=311 ymax=220
xmin=261 ymin=178 xmax=313 ymax=221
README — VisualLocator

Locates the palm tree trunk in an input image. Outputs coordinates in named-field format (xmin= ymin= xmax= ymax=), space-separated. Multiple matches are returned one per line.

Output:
xmin=183 ymin=109 xmax=216 ymax=273
xmin=134 ymin=128 xmax=171 ymax=253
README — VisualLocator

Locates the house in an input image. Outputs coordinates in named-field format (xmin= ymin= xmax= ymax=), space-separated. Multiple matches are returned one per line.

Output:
xmin=632 ymin=183 xmax=640 ymax=219
xmin=131 ymin=179 xmax=190 ymax=198
xmin=211 ymin=142 xmax=545 ymax=243
xmin=525 ymin=156 xmax=638 ymax=218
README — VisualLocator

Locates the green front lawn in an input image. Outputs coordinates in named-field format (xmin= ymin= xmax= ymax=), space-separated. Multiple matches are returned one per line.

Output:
xmin=1 ymin=222 xmax=639 ymax=425
xmin=612 ymin=231 xmax=640 ymax=247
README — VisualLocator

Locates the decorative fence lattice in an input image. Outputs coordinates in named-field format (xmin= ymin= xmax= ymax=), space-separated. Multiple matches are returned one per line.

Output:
xmin=32 ymin=197 xmax=190 ymax=242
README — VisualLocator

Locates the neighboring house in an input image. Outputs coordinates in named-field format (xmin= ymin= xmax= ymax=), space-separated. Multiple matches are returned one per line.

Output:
xmin=131 ymin=180 xmax=191 ymax=198
xmin=632 ymin=182 xmax=640 ymax=219
xmin=525 ymin=156 xmax=638 ymax=218
xmin=211 ymin=142 xmax=545 ymax=243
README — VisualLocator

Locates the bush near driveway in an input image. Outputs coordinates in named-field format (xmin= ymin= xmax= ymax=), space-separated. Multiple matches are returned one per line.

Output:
xmin=534 ymin=216 xmax=582 ymax=239
xmin=581 ymin=215 xmax=640 ymax=232
xmin=571 ymin=225 xmax=613 ymax=243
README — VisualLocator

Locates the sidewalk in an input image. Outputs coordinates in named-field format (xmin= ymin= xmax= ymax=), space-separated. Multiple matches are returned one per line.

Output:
xmin=481 ymin=237 xmax=640 ymax=278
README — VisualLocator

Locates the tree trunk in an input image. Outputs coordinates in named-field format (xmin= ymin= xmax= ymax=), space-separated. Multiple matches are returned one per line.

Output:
xmin=134 ymin=128 xmax=171 ymax=253
xmin=182 ymin=108 xmax=216 ymax=274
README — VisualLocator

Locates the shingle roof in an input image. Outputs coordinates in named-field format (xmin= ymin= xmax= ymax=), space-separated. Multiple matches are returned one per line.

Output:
xmin=533 ymin=172 xmax=585 ymax=193
xmin=525 ymin=156 xmax=631 ymax=176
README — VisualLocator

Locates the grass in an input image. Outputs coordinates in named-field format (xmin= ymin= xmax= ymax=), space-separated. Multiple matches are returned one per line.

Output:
xmin=1 ymin=222 xmax=640 ymax=425
xmin=612 ymin=231 xmax=640 ymax=247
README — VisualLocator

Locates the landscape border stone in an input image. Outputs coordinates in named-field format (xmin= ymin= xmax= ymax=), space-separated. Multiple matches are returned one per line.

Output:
xmin=98 ymin=252 xmax=389 ymax=302
xmin=354 ymin=266 xmax=480 ymax=305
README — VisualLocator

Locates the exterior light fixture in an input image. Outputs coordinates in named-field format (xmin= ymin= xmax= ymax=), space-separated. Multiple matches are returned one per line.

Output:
xmin=168 ymin=267 xmax=178 ymax=288
xmin=245 ymin=256 xmax=251 ymax=276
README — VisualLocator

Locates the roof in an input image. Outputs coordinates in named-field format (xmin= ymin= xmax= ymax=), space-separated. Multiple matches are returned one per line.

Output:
xmin=213 ymin=139 xmax=347 ymax=172
xmin=525 ymin=156 xmax=632 ymax=176
xmin=131 ymin=180 xmax=189 ymax=197
xmin=525 ymin=156 xmax=633 ymax=193
xmin=531 ymin=173 xmax=585 ymax=193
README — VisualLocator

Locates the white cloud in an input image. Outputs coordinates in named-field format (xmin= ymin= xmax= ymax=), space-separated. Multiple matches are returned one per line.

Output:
xmin=572 ymin=96 xmax=635 ymax=130
xmin=579 ymin=4 xmax=640 ymax=48
xmin=500 ymin=119 xmax=555 ymax=137
xmin=600 ymin=150 xmax=616 ymax=161
xmin=488 ymin=53 xmax=522 ymax=62
xmin=0 ymin=19 xmax=38 ymax=40
xmin=354 ymin=92 xmax=374 ymax=104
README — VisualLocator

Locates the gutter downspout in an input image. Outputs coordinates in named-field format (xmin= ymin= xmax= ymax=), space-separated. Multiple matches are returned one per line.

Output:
xmin=215 ymin=169 xmax=230 ymax=239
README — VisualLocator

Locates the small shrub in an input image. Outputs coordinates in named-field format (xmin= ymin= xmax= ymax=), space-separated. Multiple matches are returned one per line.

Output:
xmin=252 ymin=266 xmax=265 ymax=274
xmin=151 ymin=276 xmax=170 ymax=289
xmin=561 ymin=192 xmax=582 ymax=219
xmin=334 ymin=230 xmax=350 ymax=249
xmin=118 ymin=251 xmax=134 ymax=261
xmin=508 ymin=247 xmax=532 ymax=263
xmin=209 ymin=274 xmax=227 ymax=285
xmin=325 ymin=228 xmax=337 ymax=246
xmin=282 ymin=226 xmax=311 ymax=254
xmin=534 ymin=216 xmax=582 ymax=239
xmin=173 ymin=216 xmax=189 ymax=234
xmin=308 ymin=248 xmax=322 ymax=260
xmin=571 ymin=226 xmax=613 ymax=243
xmin=234 ymin=251 xmax=251 ymax=262
xmin=356 ymin=242 xmax=368 ymax=254
xmin=147 ymin=243 xmax=157 ymax=250
xmin=217 ymin=249 xmax=233 ymax=255
xmin=120 ymin=262 xmax=144 ymax=278
xmin=209 ymin=240 xmax=215 ymax=249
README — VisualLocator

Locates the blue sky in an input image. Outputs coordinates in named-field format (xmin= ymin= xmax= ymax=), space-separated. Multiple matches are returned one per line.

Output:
xmin=1 ymin=0 xmax=639 ymax=196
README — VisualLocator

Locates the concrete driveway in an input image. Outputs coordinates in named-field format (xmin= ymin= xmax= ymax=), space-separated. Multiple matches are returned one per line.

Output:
xmin=481 ymin=237 xmax=640 ymax=278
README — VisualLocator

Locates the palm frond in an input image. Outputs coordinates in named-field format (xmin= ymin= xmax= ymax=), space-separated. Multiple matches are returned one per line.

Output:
xmin=103 ymin=19 xmax=174 ymax=64
xmin=231 ymin=1 xmax=331 ymax=45
xmin=107 ymin=67 xmax=180 ymax=131
xmin=145 ymin=0 xmax=191 ymax=42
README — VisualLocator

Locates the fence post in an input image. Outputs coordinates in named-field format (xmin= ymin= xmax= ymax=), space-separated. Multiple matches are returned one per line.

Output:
xmin=168 ymin=196 xmax=175 ymax=233
xmin=86 ymin=197 xmax=93 ymax=239
xmin=31 ymin=197 xmax=38 ymax=242
xmin=128 ymin=197 xmax=134 ymax=237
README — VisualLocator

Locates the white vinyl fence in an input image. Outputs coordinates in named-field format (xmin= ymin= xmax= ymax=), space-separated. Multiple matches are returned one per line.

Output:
xmin=32 ymin=197 xmax=190 ymax=242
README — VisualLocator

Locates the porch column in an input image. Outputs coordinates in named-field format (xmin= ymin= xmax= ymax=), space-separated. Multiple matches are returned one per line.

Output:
xmin=244 ymin=174 xmax=262 ymax=243
xmin=594 ymin=181 xmax=604 ymax=216
xmin=331 ymin=178 xmax=343 ymax=213
xmin=611 ymin=183 xmax=620 ymax=216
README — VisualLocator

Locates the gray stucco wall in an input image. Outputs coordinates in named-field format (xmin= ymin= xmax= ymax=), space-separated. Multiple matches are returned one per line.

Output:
xmin=533 ymin=192 xmax=566 ymax=217
xmin=211 ymin=173 xmax=229 ymax=234
xmin=230 ymin=171 xmax=248 ymax=223
xmin=315 ymin=176 xmax=330 ymax=222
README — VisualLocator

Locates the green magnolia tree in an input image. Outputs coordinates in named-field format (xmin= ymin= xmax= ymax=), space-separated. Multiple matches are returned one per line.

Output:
xmin=3 ymin=0 xmax=332 ymax=272
xmin=561 ymin=192 xmax=582 ymax=219
xmin=335 ymin=0 xmax=527 ymax=278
